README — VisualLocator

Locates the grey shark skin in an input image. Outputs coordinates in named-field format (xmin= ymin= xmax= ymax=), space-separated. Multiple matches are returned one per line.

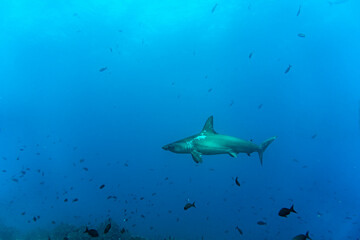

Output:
xmin=162 ymin=116 xmax=276 ymax=165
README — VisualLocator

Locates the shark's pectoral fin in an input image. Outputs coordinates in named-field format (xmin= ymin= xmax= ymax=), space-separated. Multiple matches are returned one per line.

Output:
xmin=228 ymin=151 xmax=237 ymax=158
xmin=191 ymin=151 xmax=203 ymax=163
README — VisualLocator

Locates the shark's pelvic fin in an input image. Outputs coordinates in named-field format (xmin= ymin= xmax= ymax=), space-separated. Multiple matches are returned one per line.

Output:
xmin=258 ymin=136 xmax=277 ymax=165
xmin=201 ymin=116 xmax=217 ymax=134
xmin=191 ymin=150 xmax=203 ymax=163
xmin=228 ymin=151 xmax=237 ymax=157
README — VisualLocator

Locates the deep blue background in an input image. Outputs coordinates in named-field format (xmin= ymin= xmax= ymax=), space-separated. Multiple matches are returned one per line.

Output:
xmin=0 ymin=0 xmax=359 ymax=239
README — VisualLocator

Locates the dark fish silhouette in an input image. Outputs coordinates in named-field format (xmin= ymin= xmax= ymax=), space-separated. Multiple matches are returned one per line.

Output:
xmin=311 ymin=134 xmax=317 ymax=139
xmin=328 ymin=0 xmax=348 ymax=5
xmin=211 ymin=3 xmax=218 ymax=13
xmin=104 ymin=223 xmax=111 ymax=234
xmin=235 ymin=226 xmax=243 ymax=235
xmin=293 ymin=231 xmax=312 ymax=240
xmin=297 ymin=5 xmax=301 ymax=16
xmin=298 ymin=33 xmax=306 ymax=38
xmin=284 ymin=65 xmax=292 ymax=74
xmin=99 ymin=67 xmax=108 ymax=72
xmin=257 ymin=220 xmax=267 ymax=225
xmin=235 ymin=177 xmax=240 ymax=187
xmin=249 ymin=51 xmax=253 ymax=59
xmin=278 ymin=204 xmax=297 ymax=217
xmin=99 ymin=184 xmax=105 ymax=189
xmin=184 ymin=202 xmax=196 ymax=210
xmin=84 ymin=227 xmax=99 ymax=237
xmin=358 ymin=101 xmax=360 ymax=130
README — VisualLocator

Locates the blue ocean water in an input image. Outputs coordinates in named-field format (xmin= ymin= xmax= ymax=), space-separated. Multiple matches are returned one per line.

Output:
xmin=0 ymin=0 xmax=360 ymax=239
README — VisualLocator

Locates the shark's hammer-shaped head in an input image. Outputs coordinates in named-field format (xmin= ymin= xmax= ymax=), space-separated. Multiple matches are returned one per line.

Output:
xmin=162 ymin=140 xmax=190 ymax=154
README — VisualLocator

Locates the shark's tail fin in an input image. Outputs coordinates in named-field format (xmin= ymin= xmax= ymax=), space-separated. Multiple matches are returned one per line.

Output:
xmin=258 ymin=136 xmax=277 ymax=166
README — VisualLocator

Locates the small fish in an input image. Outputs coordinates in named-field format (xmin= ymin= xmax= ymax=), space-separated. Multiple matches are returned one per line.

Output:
xmin=311 ymin=134 xmax=317 ymax=139
xmin=328 ymin=0 xmax=348 ymax=5
xmin=235 ymin=177 xmax=240 ymax=187
xmin=258 ymin=104 xmax=263 ymax=109
xmin=120 ymin=228 xmax=126 ymax=234
xmin=99 ymin=67 xmax=108 ymax=72
xmin=284 ymin=65 xmax=292 ymax=74
xmin=82 ymin=167 xmax=88 ymax=171
xmin=72 ymin=198 xmax=78 ymax=203
xmin=297 ymin=33 xmax=306 ymax=38
xmin=257 ymin=220 xmax=267 ymax=225
xmin=99 ymin=184 xmax=105 ymax=189
xmin=278 ymin=204 xmax=297 ymax=217
xmin=249 ymin=51 xmax=253 ymax=59
xmin=211 ymin=3 xmax=218 ymax=13
xmin=297 ymin=5 xmax=301 ymax=16
xmin=358 ymin=100 xmax=360 ymax=130
xmin=293 ymin=231 xmax=312 ymax=240
xmin=235 ymin=226 xmax=243 ymax=235
xmin=84 ymin=227 xmax=99 ymax=237
xmin=104 ymin=223 xmax=111 ymax=234
xmin=184 ymin=202 xmax=196 ymax=210
xmin=208 ymin=88 xmax=213 ymax=92
xmin=33 ymin=216 xmax=37 ymax=222
xmin=64 ymin=198 xmax=68 ymax=202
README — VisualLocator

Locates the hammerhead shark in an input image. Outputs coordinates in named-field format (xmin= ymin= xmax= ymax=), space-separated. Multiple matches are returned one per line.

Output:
xmin=162 ymin=116 xmax=276 ymax=165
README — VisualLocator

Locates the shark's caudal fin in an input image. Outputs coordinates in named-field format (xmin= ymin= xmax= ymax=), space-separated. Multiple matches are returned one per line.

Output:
xmin=258 ymin=136 xmax=277 ymax=165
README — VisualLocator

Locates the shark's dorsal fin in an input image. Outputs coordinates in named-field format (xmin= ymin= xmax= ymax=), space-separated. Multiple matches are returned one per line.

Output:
xmin=201 ymin=116 xmax=217 ymax=134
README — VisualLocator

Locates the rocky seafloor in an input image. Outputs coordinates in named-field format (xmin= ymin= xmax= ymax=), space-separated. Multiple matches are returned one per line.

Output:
xmin=0 ymin=221 xmax=175 ymax=240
